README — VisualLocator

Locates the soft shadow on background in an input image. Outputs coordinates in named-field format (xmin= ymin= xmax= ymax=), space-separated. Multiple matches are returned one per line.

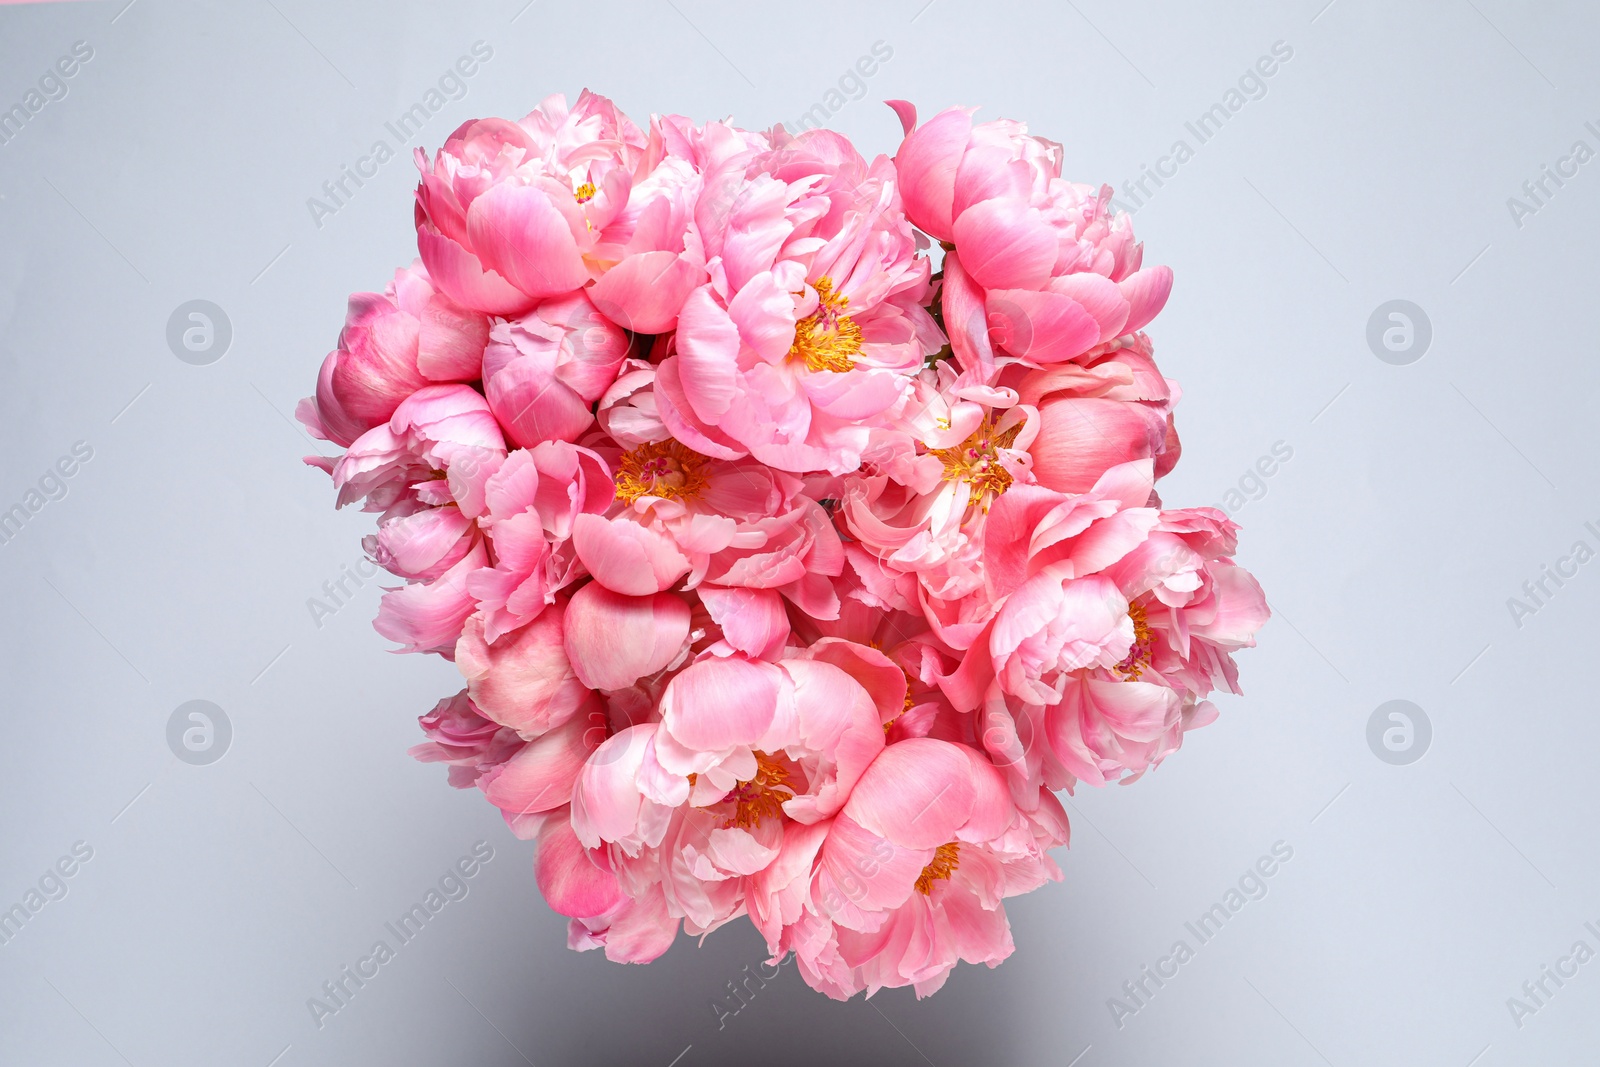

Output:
xmin=1 ymin=1 xmax=1596 ymax=1064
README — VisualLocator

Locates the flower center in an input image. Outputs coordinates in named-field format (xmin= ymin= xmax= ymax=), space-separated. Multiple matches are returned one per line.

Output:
xmin=915 ymin=842 xmax=961 ymax=894
xmin=573 ymin=181 xmax=597 ymax=203
xmin=929 ymin=417 xmax=1021 ymax=507
xmin=1112 ymin=601 xmax=1155 ymax=680
xmin=789 ymin=277 xmax=863 ymax=373
xmin=725 ymin=751 xmax=795 ymax=829
xmin=614 ymin=440 xmax=708 ymax=505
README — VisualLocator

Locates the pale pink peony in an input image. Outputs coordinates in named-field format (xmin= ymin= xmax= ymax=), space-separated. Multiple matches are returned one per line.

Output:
xmin=659 ymin=127 xmax=945 ymax=474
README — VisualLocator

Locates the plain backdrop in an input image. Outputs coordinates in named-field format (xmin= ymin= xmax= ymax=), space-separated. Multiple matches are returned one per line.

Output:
xmin=1 ymin=1 xmax=1596 ymax=1065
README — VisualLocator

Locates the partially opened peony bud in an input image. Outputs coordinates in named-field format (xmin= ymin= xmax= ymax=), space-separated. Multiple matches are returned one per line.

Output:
xmin=300 ymin=261 xmax=489 ymax=448
xmin=482 ymin=292 xmax=630 ymax=448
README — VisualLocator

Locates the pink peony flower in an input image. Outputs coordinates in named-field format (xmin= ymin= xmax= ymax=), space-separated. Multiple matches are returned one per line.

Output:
xmin=890 ymin=103 xmax=1171 ymax=374
xmin=298 ymin=260 xmax=490 ymax=448
xmin=415 ymin=92 xmax=715 ymax=323
xmin=481 ymin=292 xmax=633 ymax=448
xmin=780 ymin=738 xmax=1066 ymax=998
xmin=658 ymin=127 xmax=945 ymax=474
xmin=464 ymin=441 xmax=614 ymax=642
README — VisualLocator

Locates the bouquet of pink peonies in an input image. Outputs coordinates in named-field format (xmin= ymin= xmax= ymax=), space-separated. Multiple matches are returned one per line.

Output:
xmin=299 ymin=91 xmax=1267 ymax=999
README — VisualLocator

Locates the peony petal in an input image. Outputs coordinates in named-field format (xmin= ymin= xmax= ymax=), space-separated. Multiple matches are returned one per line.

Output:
xmin=482 ymin=715 xmax=596 ymax=816
xmin=843 ymin=738 xmax=977 ymax=850
xmin=467 ymin=183 xmax=590 ymax=300
xmin=951 ymin=198 xmax=1056 ymax=291
xmin=895 ymin=106 xmax=975 ymax=241
xmin=673 ymin=286 xmax=742 ymax=425
xmin=659 ymin=655 xmax=781 ymax=753
xmin=984 ymin=288 xmax=1101 ymax=365
xmin=572 ymin=514 xmax=692 ymax=596
xmin=698 ymin=585 xmax=790 ymax=659
xmin=416 ymin=225 xmax=535 ymax=317
xmin=535 ymin=815 xmax=625 ymax=918
xmin=589 ymin=250 xmax=702 ymax=334
xmin=563 ymin=583 xmax=691 ymax=690
xmin=454 ymin=606 xmax=591 ymax=736
xmin=1118 ymin=265 xmax=1173 ymax=335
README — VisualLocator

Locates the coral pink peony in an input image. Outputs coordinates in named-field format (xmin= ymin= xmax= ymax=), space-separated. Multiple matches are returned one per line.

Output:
xmin=301 ymin=90 xmax=1267 ymax=1002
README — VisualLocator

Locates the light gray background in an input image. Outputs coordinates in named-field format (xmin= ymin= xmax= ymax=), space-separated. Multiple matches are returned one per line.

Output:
xmin=1 ymin=0 xmax=1594 ymax=1064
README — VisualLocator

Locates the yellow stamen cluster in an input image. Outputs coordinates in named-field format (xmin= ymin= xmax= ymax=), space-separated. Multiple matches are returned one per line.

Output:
xmin=929 ymin=418 xmax=1022 ymax=507
xmin=614 ymin=440 xmax=709 ymax=505
xmin=789 ymin=277 xmax=863 ymax=373
xmin=725 ymin=751 xmax=795 ymax=829
xmin=1113 ymin=601 xmax=1155 ymax=680
xmin=573 ymin=181 xmax=597 ymax=203
xmin=915 ymin=842 xmax=962 ymax=894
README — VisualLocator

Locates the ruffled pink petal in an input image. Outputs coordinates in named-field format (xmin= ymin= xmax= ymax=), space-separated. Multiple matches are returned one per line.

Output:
xmin=481 ymin=715 xmax=595 ymax=816
xmin=698 ymin=585 xmax=790 ymax=659
xmin=815 ymin=814 xmax=930 ymax=922
xmin=570 ymin=724 xmax=654 ymax=847
xmin=779 ymin=659 xmax=885 ymax=822
xmin=373 ymin=543 xmax=486 ymax=655
xmin=803 ymin=638 xmax=907 ymax=727
xmin=1117 ymin=265 xmax=1172 ymax=335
